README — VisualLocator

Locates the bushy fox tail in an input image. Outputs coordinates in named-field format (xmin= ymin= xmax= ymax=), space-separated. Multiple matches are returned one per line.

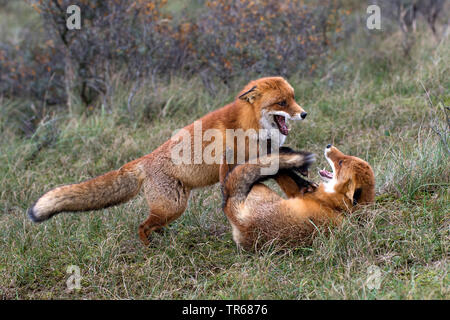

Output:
xmin=221 ymin=148 xmax=315 ymax=205
xmin=28 ymin=159 xmax=145 ymax=222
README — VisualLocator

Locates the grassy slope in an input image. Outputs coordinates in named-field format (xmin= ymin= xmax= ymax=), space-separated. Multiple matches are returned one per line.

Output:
xmin=0 ymin=8 xmax=449 ymax=299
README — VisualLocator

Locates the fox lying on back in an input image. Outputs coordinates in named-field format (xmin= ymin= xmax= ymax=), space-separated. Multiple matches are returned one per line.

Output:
xmin=27 ymin=77 xmax=308 ymax=245
xmin=220 ymin=145 xmax=375 ymax=250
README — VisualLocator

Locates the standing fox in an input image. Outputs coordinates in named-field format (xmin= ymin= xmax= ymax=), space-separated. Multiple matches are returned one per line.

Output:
xmin=27 ymin=77 xmax=308 ymax=245
xmin=221 ymin=145 xmax=375 ymax=250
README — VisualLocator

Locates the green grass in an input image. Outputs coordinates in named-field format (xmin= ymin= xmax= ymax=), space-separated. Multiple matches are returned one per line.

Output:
xmin=0 ymin=14 xmax=449 ymax=299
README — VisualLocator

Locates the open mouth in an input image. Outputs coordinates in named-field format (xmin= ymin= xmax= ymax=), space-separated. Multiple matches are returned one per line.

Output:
xmin=319 ymin=169 xmax=333 ymax=180
xmin=273 ymin=114 xmax=289 ymax=136
xmin=319 ymin=148 xmax=335 ymax=181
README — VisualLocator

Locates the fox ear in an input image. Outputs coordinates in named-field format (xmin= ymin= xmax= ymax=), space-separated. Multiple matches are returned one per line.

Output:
xmin=344 ymin=178 xmax=356 ymax=204
xmin=238 ymin=86 xmax=259 ymax=104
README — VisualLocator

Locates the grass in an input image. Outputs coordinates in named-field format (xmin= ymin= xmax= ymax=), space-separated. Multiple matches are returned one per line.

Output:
xmin=0 ymin=8 xmax=449 ymax=299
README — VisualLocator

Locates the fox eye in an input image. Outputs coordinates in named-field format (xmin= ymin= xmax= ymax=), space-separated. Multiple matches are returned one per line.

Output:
xmin=277 ymin=100 xmax=287 ymax=107
xmin=339 ymin=160 xmax=343 ymax=166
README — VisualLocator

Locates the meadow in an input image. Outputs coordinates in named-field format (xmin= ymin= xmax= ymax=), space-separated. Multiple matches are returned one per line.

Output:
xmin=0 ymin=1 xmax=448 ymax=299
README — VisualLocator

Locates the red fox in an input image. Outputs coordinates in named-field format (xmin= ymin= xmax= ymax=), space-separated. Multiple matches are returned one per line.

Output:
xmin=27 ymin=77 xmax=308 ymax=245
xmin=220 ymin=145 xmax=375 ymax=250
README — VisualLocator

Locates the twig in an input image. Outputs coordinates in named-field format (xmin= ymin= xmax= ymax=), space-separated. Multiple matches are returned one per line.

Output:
xmin=127 ymin=72 xmax=141 ymax=119
xmin=420 ymin=81 xmax=450 ymax=154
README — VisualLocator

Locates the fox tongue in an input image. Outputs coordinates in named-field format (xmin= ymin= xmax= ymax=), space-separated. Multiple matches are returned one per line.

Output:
xmin=274 ymin=115 xmax=289 ymax=135
xmin=319 ymin=169 xmax=333 ymax=179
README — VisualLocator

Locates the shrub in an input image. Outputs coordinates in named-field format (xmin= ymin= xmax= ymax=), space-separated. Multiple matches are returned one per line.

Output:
xmin=1 ymin=0 xmax=350 ymax=116
xmin=0 ymin=10 xmax=65 ymax=105
xmin=186 ymin=0 xmax=346 ymax=80
xmin=36 ymin=0 xmax=176 ymax=107
xmin=374 ymin=0 xmax=448 ymax=55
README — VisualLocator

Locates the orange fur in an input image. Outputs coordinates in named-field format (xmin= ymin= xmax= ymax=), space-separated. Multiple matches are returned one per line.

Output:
xmin=27 ymin=77 xmax=307 ymax=245
xmin=221 ymin=145 xmax=375 ymax=250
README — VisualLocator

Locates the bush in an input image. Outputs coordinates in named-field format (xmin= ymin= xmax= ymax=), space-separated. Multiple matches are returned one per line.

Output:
xmin=186 ymin=0 xmax=346 ymax=79
xmin=37 ymin=0 xmax=176 ymax=107
xmin=0 ymin=33 xmax=65 ymax=104
xmin=374 ymin=0 xmax=448 ymax=55
xmin=1 ymin=0 xmax=350 ymax=116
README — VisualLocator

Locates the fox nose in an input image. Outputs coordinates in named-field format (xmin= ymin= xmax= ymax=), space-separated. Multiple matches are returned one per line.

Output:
xmin=326 ymin=144 xmax=332 ymax=149
xmin=300 ymin=112 xmax=307 ymax=119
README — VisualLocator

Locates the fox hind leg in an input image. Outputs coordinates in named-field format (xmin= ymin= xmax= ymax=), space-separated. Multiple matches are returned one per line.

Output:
xmin=138 ymin=212 xmax=174 ymax=245
xmin=138 ymin=176 xmax=191 ymax=245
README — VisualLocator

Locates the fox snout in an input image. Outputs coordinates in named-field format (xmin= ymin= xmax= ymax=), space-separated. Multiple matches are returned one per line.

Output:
xmin=290 ymin=102 xmax=307 ymax=120
xmin=324 ymin=144 xmax=344 ymax=159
